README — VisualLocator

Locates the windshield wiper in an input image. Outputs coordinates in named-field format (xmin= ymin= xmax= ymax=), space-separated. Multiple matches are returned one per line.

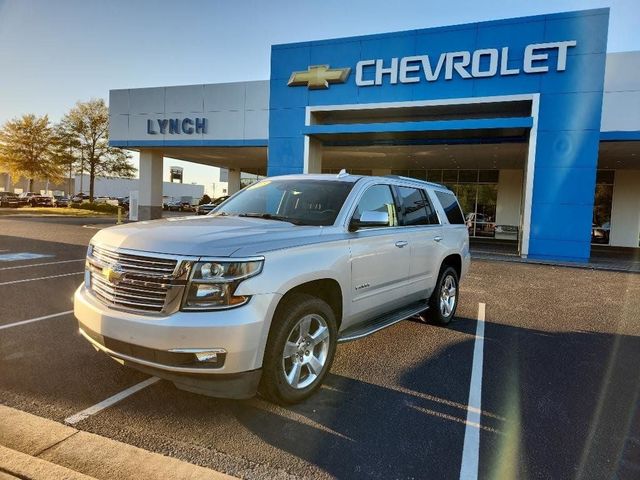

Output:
xmin=238 ymin=213 xmax=304 ymax=225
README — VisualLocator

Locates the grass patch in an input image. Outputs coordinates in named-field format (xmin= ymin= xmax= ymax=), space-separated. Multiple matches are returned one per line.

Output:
xmin=72 ymin=202 xmax=120 ymax=214
xmin=0 ymin=207 xmax=115 ymax=216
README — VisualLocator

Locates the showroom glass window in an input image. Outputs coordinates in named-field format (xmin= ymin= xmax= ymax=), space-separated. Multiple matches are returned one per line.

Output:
xmin=591 ymin=170 xmax=614 ymax=245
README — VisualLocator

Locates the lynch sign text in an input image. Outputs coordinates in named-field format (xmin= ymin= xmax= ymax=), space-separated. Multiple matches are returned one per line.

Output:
xmin=147 ymin=118 xmax=207 ymax=135
xmin=355 ymin=40 xmax=577 ymax=86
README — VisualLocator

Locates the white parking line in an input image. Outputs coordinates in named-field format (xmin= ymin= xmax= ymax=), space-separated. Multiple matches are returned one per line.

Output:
xmin=64 ymin=377 xmax=160 ymax=425
xmin=0 ymin=310 xmax=74 ymax=330
xmin=459 ymin=302 xmax=486 ymax=480
xmin=0 ymin=271 xmax=83 ymax=286
xmin=0 ymin=258 xmax=84 ymax=271
xmin=0 ymin=252 xmax=53 ymax=262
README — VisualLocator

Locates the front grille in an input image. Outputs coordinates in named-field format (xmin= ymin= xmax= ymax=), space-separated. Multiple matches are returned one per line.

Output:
xmin=87 ymin=245 xmax=183 ymax=313
xmin=91 ymin=245 xmax=177 ymax=276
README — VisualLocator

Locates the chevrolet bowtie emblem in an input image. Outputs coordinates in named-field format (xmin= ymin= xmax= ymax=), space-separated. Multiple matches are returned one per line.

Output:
xmin=288 ymin=65 xmax=351 ymax=90
xmin=102 ymin=264 xmax=124 ymax=284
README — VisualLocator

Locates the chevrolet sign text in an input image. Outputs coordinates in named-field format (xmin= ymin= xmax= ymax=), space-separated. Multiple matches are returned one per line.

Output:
xmin=355 ymin=41 xmax=577 ymax=86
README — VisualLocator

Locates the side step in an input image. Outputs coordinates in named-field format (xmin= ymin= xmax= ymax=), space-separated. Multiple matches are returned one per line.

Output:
xmin=337 ymin=301 xmax=429 ymax=343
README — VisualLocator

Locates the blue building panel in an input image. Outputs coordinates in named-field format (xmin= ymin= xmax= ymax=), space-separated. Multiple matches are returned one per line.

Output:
xmin=534 ymin=131 xmax=601 ymax=168
xmin=529 ymin=203 xmax=594 ymax=243
xmin=268 ymin=8 xmax=610 ymax=261
xmin=532 ymin=167 xmax=597 ymax=206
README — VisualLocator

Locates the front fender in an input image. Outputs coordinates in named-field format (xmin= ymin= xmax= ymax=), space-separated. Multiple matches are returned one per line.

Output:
xmin=235 ymin=241 xmax=350 ymax=299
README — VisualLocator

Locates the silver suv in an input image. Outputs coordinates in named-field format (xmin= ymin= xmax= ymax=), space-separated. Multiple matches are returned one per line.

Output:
xmin=74 ymin=173 xmax=470 ymax=404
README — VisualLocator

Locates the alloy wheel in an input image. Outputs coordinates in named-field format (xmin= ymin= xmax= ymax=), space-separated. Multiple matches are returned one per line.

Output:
xmin=282 ymin=314 xmax=330 ymax=389
xmin=439 ymin=274 xmax=457 ymax=318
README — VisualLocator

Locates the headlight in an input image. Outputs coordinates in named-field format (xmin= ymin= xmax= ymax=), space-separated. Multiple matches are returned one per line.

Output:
xmin=182 ymin=259 xmax=263 ymax=310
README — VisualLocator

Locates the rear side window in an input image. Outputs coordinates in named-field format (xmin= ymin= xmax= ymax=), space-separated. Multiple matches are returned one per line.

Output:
xmin=435 ymin=191 xmax=465 ymax=225
xmin=397 ymin=187 xmax=439 ymax=225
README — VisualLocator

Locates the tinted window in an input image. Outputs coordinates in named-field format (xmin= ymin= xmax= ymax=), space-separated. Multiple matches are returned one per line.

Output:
xmin=397 ymin=187 xmax=439 ymax=226
xmin=352 ymin=185 xmax=398 ymax=227
xmin=435 ymin=191 xmax=465 ymax=225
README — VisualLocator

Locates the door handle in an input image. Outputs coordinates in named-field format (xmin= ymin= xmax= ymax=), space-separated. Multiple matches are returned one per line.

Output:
xmin=395 ymin=241 xmax=408 ymax=248
xmin=434 ymin=236 xmax=442 ymax=242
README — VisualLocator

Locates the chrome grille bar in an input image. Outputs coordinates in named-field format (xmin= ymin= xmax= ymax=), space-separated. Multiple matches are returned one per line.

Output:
xmin=86 ymin=245 xmax=187 ymax=314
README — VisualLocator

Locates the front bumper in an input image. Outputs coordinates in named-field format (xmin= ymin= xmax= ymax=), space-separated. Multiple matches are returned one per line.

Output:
xmin=74 ymin=285 xmax=281 ymax=377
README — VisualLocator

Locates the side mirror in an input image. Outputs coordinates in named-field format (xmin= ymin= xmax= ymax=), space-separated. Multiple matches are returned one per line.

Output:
xmin=350 ymin=210 xmax=389 ymax=230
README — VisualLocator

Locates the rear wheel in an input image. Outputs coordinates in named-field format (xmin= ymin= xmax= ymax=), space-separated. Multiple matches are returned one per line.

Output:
xmin=259 ymin=293 xmax=337 ymax=405
xmin=426 ymin=266 xmax=459 ymax=325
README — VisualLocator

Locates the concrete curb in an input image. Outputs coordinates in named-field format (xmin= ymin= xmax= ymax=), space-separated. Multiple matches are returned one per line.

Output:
xmin=0 ymin=405 xmax=237 ymax=480
xmin=0 ymin=445 xmax=96 ymax=480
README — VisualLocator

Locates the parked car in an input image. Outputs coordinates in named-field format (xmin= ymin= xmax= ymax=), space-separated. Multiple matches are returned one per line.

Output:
xmin=166 ymin=200 xmax=183 ymax=211
xmin=592 ymin=222 xmax=611 ymax=244
xmin=465 ymin=212 xmax=495 ymax=237
xmin=17 ymin=192 xmax=38 ymax=206
xmin=71 ymin=193 xmax=91 ymax=203
xmin=75 ymin=173 xmax=470 ymax=404
xmin=94 ymin=196 xmax=119 ymax=206
xmin=53 ymin=195 xmax=70 ymax=207
xmin=0 ymin=192 xmax=20 ymax=208
xmin=196 ymin=195 xmax=229 ymax=215
xmin=28 ymin=194 xmax=53 ymax=207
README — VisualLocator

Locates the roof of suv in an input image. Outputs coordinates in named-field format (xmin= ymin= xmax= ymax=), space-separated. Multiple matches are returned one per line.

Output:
xmin=270 ymin=173 xmax=450 ymax=191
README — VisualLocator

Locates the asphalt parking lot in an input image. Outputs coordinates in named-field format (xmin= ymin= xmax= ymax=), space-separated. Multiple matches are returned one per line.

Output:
xmin=1 ymin=215 xmax=639 ymax=479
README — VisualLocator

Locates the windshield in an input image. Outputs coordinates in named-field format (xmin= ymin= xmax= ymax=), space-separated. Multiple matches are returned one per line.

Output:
xmin=213 ymin=179 xmax=354 ymax=226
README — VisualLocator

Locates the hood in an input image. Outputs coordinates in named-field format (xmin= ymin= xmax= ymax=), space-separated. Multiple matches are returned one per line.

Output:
xmin=90 ymin=215 xmax=333 ymax=258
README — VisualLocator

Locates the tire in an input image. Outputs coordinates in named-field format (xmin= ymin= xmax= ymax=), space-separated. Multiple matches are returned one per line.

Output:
xmin=259 ymin=293 xmax=337 ymax=405
xmin=426 ymin=266 xmax=459 ymax=325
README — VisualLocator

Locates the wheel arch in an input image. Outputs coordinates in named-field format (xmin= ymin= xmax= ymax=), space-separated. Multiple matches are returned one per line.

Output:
xmin=440 ymin=253 xmax=462 ymax=279
xmin=275 ymin=278 xmax=344 ymax=330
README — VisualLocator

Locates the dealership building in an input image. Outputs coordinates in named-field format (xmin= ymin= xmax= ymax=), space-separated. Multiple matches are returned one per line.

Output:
xmin=109 ymin=8 xmax=639 ymax=262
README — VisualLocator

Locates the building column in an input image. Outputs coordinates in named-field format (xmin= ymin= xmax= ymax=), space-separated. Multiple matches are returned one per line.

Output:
xmin=138 ymin=149 xmax=163 ymax=220
xmin=228 ymin=168 xmax=241 ymax=195
xmin=609 ymin=170 xmax=640 ymax=247
xmin=305 ymin=137 xmax=323 ymax=173
xmin=495 ymin=170 xmax=524 ymax=241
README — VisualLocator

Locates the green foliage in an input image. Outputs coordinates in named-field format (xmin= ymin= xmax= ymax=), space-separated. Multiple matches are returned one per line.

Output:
xmin=73 ymin=201 xmax=119 ymax=214
xmin=0 ymin=114 xmax=65 ymax=189
xmin=58 ymin=99 xmax=137 ymax=200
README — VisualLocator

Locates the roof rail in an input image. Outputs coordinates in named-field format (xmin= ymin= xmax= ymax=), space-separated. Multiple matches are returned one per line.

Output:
xmin=383 ymin=175 xmax=445 ymax=188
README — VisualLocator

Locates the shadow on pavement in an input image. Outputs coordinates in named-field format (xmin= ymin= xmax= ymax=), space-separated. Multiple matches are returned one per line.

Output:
xmin=232 ymin=319 xmax=640 ymax=480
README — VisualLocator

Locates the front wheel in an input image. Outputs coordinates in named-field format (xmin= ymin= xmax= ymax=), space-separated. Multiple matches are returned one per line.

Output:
xmin=426 ymin=266 xmax=459 ymax=325
xmin=259 ymin=293 xmax=337 ymax=405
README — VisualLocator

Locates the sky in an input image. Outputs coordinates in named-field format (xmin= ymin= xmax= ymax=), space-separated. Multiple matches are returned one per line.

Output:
xmin=1 ymin=0 xmax=639 ymax=192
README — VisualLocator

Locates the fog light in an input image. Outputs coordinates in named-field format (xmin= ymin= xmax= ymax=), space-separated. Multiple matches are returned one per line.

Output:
xmin=195 ymin=351 xmax=218 ymax=362
xmin=169 ymin=347 xmax=227 ymax=364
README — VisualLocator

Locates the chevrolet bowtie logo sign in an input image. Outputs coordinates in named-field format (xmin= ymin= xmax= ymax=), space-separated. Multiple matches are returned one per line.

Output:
xmin=288 ymin=65 xmax=351 ymax=90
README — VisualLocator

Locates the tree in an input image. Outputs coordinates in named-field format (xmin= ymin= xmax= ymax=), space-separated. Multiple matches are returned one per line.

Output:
xmin=58 ymin=99 xmax=136 ymax=201
xmin=0 ymin=114 xmax=63 ymax=192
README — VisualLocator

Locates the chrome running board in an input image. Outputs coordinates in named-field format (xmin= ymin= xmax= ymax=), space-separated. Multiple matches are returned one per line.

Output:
xmin=337 ymin=301 xmax=429 ymax=343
